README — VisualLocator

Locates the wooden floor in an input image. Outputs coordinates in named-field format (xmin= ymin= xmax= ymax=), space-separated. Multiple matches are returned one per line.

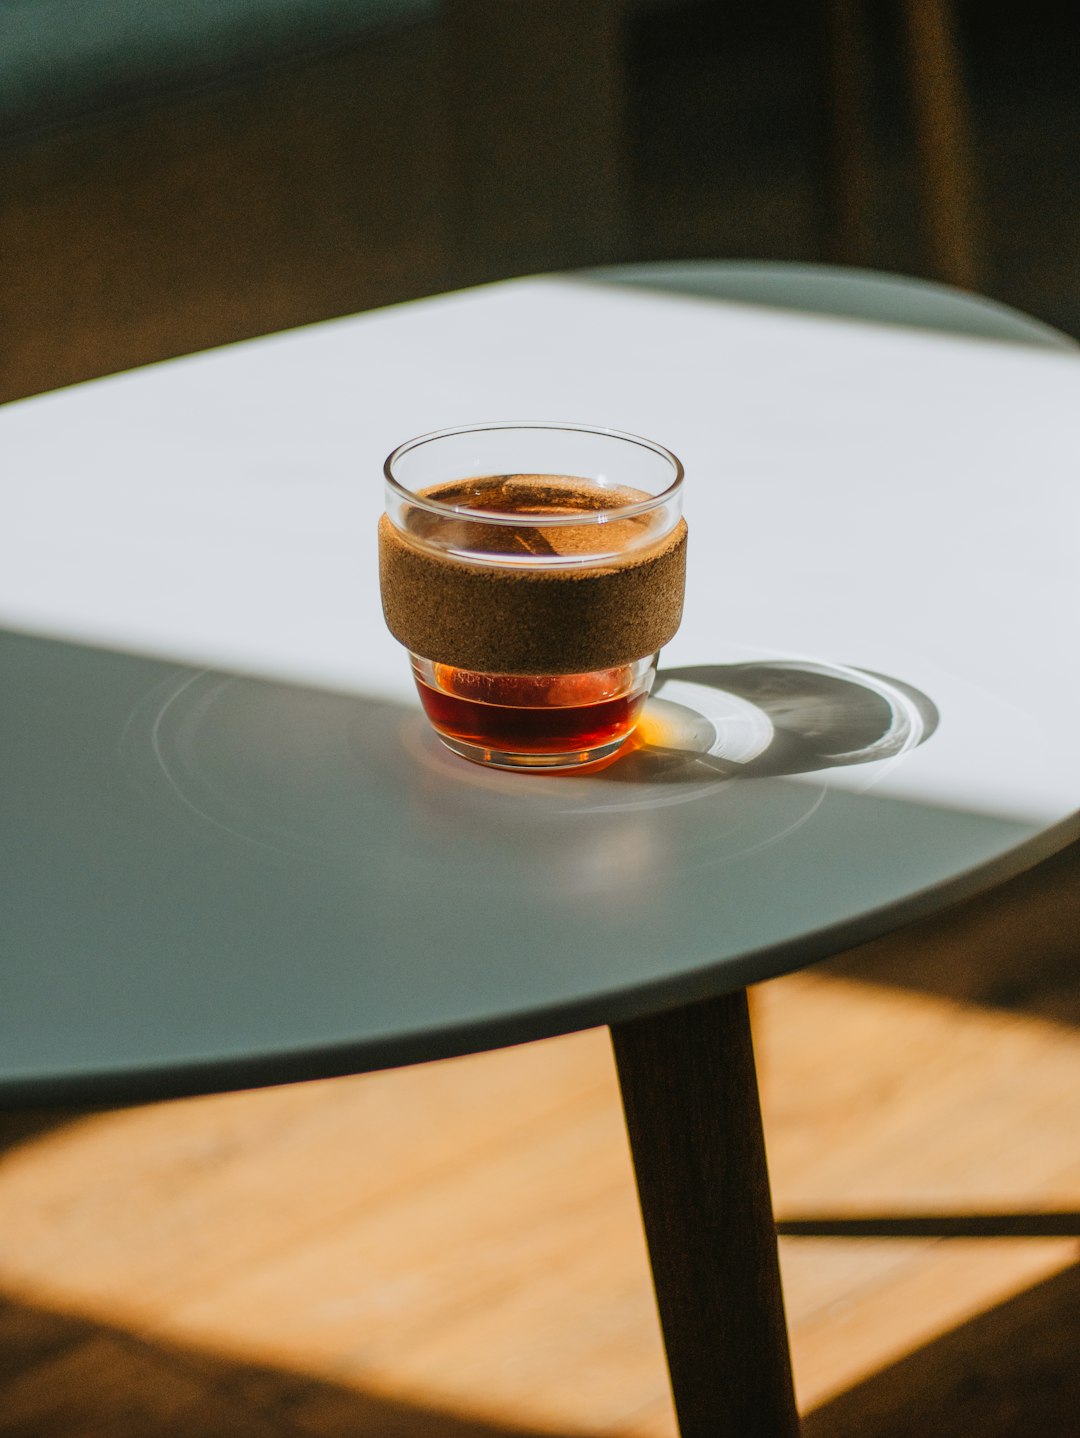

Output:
xmin=2 ymin=954 xmax=1080 ymax=1435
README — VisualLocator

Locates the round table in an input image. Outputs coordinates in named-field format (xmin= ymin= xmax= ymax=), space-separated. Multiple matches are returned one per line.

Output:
xmin=3 ymin=263 xmax=1079 ymax=1436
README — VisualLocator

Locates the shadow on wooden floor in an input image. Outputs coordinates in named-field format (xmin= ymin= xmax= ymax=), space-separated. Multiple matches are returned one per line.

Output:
xmin=803 ymin=1262 xmax=1080 ymax=1438
xmin=0 ymin=1290 xmax=579 ymax=1438
xmin=0 ymin=1111 xmax=87 ymax=1159
xmin=822 ymin=839 xmax=1080 ymax=1029
xmin=3 ymin=1264 xmax=1080 ymax=1436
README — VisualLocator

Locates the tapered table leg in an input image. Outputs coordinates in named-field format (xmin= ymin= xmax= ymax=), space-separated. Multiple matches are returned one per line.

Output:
xmin=610 ymin=989 xmax=799 ymax=1437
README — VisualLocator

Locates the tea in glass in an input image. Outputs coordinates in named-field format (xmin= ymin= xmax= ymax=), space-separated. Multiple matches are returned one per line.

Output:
xmin=379 ymin=425 xmax=686 ymax=770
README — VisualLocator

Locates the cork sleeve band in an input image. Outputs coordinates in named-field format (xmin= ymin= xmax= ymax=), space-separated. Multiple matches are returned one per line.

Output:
xmin=379 ymin=515 xmax=688 ymax=674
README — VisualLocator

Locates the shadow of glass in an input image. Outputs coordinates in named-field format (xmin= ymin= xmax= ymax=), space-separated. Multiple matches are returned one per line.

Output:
xmin=596 ymin=658 xmax=938 ymax=786
xmin=0 ymin=1290 xmax=590 ymax=1437
xmin=802 ymin=1262 xmax=1080 ymax=1438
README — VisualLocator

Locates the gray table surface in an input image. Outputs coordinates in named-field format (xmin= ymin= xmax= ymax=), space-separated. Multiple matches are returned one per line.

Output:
xmin=3 ymin=265 xmax=1079 ymax=1103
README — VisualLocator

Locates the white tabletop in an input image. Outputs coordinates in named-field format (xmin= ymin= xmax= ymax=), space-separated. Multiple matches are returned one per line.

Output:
xmin=3 ymin=273 xmax=1080 ymax=1100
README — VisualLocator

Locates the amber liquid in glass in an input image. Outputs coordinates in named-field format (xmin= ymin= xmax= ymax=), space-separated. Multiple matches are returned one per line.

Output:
xmin=416 ymin=664 xmax=646 ymax=756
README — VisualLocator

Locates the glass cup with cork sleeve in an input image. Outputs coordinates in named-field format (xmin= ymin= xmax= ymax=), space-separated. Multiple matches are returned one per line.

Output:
xmin=379 ymin=422 xmax=687 ymax=771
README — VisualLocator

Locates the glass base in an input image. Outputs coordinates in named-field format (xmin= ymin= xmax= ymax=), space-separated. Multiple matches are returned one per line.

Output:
xmin=411 ymin=654 xmax=656 ymax=773
xmin=434 ymin=731 xmax=633 ymax=771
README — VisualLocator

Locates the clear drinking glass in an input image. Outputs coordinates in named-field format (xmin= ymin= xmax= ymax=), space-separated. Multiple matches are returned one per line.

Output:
xmin=379 ymin=422 xmax=687 ymax=770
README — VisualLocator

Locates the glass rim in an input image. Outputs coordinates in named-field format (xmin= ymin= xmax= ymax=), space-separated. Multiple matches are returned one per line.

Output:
xmin=383 ymin=420 xmax=684 ymax=527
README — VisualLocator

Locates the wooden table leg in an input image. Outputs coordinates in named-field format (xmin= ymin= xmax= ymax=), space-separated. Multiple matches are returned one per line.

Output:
xmin=610 ymin=989 xmax=799 ymax=1437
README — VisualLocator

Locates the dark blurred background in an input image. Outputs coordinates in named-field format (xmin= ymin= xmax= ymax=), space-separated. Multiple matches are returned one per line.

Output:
xmin=3 ymin=0 xmax=1079 ymax=402
xmin=629 ymin=0 xmax=1080 ymax=321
